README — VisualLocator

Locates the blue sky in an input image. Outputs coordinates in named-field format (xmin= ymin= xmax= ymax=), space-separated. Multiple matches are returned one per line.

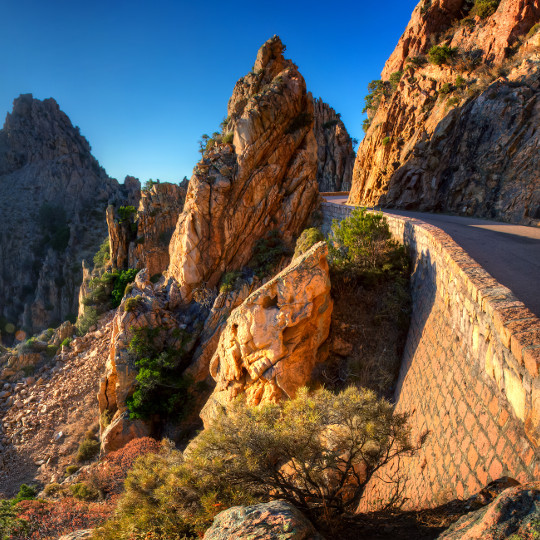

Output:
xmin=1 ymin=0 xmax=418 ymax=183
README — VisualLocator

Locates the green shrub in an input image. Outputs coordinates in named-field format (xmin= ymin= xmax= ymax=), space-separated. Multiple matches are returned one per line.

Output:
xmin=95 ymin=387 xmax=415 ymax=538
xmin=13 ymin=484 xmax=37 ymax=504
xmin=61 ymin=337 xmax=72 ymax=348
xmin=471 ymin=0 xmax=499 ymax=18
xmin=248 ymin=230 xmax=291 ymax=278
xmin=428 ymin=45 xmax=458 ymax=65
xmin=527 ymin=22 xmax=540 ymax=38
xmin=143 ymin=179 xmax=159 ymax=192
xmin=328 ymin=207 xmax=409 ymax=280
xmin=70 ymin=482 xmax=100 ymax=501
xmin=382 ymin=136 xmax=391 ymax=146
xmin=43 ymin=482 xmax=66 ymax=496
xmin=222 ymin=132 xmax=234 ymax=144
xmin=101 ymin=409 xmax=114 ymax=428
xmin=406 ymin=55 xmax=427 ymax=67
xmin=111 ymin=269 xmax=139 ymax=308
xmin=77 ymin=306 xmax=98 ymax=336
xmin=45 ymin=344 xmax=59 ymax=358
xmin=125 ymin=327 xmax=194 ymax=420
xmin=93 ymin=238 xmax=110 ymax=268
xmin=363 ymin=79 xmax=391 ymax=113
xmin=389 ymin=70 xmax=403 ymax=91
xmin=293 ymin=228 xmax=324 ymax=259
xmin=446 ymin=96 xmax=461 ymax=108
xmin=65 ymin=464 xmax=80 ymax=476
xmin=219 ymin=271 xmax=242 ymax=294
xmin=76 ymin=437 xmax=100 ymax=462
xmin=455 ymin=75 xmax=466 ymax=88
xmin=124 ymin=295 xmax=143 ymax=312
xmin=362 ymin=118 xmax=371 ymax=133
xmin=117 ymin=206 xmax=137 ymax=223
xmin=0 ymin=485 xmax=37 ymax=538
xmin=439 ymin=82 xmax=453 ymax=95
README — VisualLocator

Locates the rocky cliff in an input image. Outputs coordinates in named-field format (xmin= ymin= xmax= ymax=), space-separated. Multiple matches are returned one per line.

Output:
xmin=107 ymin=180 xmax=187 ymax=276
xmin=348 ymin=0 xmax=540 ymax=224
xmin=167 ymin=36 xmax=320 ymax=301
xmin=0 ymin=95 xmax=136 ymax=339
xmin=312 ymin=97 xmax=355 ymax=192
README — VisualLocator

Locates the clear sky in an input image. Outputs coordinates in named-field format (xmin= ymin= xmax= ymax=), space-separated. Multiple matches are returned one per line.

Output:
xmin=1 ymin=0 xmax=418 ymax=184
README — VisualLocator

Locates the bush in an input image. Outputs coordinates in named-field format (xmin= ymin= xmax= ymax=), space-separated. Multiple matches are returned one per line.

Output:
xmin=61 ymin=337 xmax=72 ymax=348
xmin=248 ymin=230 xmax=291 ymax=278
xmin=125 ymin=327 xmax=194 ymax=420
xmin=222 ymin=132 xmax=234 ymax=144
xmin=293 ymin=228 xmax=324 ymax=259
xmin=111 ymin=269 xmax=139 ymax=308
xmin=382 ymin=136 xmax=391 ymax=146
xmin=77 ymin=306 xmax=98 ymax=336
xmin=471 ymin=0 xmax=499 ymax=18
xmin=428 ymin=45 xmax=457 ymax=65
xmin=70 ymin=482 xmax=100 ymax=501
xmin=93 ymin=238 xmax=110 ymax=268
xmin=43 ymin=482 xmax=66 ymax=497
xmin=124 ymin=295 xmax=143 ymax=312
xmin=389 ymin=71 xmax=403 ymax=91
xmin=65 ymin=465 xmax=80 ymax=476
xmin=45 ymin=344 xmax=58 ymax=357
xmin=328 ymin=207 xmax=408 ymax=274
xmin=219 ymin=271 xmax=242 ymax=294
xmin=439 ymin=82 xmax=453 ymax=95
xmin=101 ymin=409 xmax=114 ymax=428
xmin=143 ymin=179 xmax=159 ymax=192
xmin=362 ymin=118 xmax=371 ymax=133
xmin=117 ymin=206 xmax=137 ymax=223
xmin=527 ymin=22 xmax=540 ymax=38
xmin=406 ymin=55 xmax=427 ymax=67
xmin=96 ymin=388 xmax=416 ymax=538
xmin=76 ymin=437 xmax=100 ymax=462
xmin=363 ymin=79 xmax=391 ymax=114
xmin=455 ymin=75 xmax=466 ymax=88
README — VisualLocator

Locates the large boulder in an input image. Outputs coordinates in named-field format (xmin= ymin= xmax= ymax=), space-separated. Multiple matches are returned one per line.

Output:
xmin=203 ymin=500 xmax=325 ymax=540
xmin=200 ymin=242 xmax=332 ymax=427
xmin=437 ymin=484 xmax=540 ymax=539
xmin=167 ymin=35 xmax=319 ymax=302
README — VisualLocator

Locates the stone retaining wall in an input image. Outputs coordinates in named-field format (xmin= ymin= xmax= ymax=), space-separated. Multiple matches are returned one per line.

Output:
xmin=321 ymin=201 xmax=539 ymax=509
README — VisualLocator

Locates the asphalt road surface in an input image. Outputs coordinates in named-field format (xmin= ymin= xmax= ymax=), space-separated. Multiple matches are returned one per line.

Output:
xmin=324 ymin=195 xmax=540 ymax=317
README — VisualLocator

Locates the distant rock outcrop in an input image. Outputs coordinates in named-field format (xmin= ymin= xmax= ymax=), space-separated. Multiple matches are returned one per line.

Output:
xmin=348 ymin=0 xmax=540 ymax=224
xmin=311 ymin=97 xmax=355 ymax=192
xmin=0 ymin=94 xmax=134 ymax=337
xmin=167 ymin=36 xmax=319 ymax=302
xmin=200 ymin=242 xmax=332 ymax=427
xmin=107 ymin=180 xmax=187 ymax=276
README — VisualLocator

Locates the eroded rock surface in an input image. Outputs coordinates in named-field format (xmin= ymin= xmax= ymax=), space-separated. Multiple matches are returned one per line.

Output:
xmin=349 ymin=2 xmax=540 ymax=224
xmin=312 ymin=96 xmax=355 ymax=192
xmin=438 ymin=484 xmax=540 ymax=539
xmin=167 ymin=35 xmax=319 ymax=301
xmin=203 ymin=500 xmax=325 ymax=540
xmin=201 ymin=242 xmax=332 ymax=427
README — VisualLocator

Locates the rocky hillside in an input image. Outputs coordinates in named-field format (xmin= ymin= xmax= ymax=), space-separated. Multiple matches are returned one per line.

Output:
xmin=312 ymin=96 xmax=355 ymax=192
xmin=348 ymin=0 xmax=540 ymax=224
xmin=0 ymin=95 xmax=137 ymax=339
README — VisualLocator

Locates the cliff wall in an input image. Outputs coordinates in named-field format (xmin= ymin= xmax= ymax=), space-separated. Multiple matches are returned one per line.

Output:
xmin=322 ymin=201 xmax=538 ymax=508
xmin=348 ymin=0 xmax=540 ymax=224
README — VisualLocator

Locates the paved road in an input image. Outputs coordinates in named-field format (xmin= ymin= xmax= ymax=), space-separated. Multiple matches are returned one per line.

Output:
xmin=324 ymin=195 xmax=540 ymax=317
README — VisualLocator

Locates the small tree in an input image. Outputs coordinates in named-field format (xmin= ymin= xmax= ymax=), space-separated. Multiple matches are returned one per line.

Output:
xmin=187 ymin=387 xmax=415 ymax=518
xmin=329 ymin=207 xmax=392 ymax=270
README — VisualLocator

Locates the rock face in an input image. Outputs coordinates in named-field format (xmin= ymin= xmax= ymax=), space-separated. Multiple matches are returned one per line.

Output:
xmin=0 ymin=94 xmax=134 ymax=337
xmin=108 ymin=181 xmax=187 ymax=275
xmin=348 ymin=1 xmax=540 ymax=224
xmin=167 ymin=35 xmax=319 ymax=302
xmin=311 ymin=97 xmax=355 ymax=192
xmin=437 ymin=484 xmax=540 ymax=539
xmin=200 ymin=242 xmax=332 ymax=427
xmin=203 ymin=500 xmax=325 ymax=540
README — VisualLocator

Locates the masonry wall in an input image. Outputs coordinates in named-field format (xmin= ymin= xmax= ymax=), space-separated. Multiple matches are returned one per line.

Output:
xmin=322 ymin=202 xmax=539 ymax=509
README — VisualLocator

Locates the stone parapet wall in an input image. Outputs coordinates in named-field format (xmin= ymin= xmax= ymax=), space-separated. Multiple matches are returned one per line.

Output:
xmin=321 ymin=201 xmax=539 ymax=509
